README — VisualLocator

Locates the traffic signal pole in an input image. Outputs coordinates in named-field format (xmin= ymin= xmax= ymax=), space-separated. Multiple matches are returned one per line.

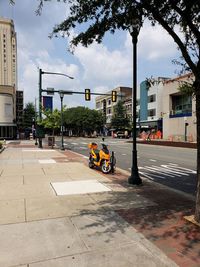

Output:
xmin=38 ymin=69 xmax=43 ymax=148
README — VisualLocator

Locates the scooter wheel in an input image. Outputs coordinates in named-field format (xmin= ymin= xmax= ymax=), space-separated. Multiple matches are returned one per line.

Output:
xmin=101 ymin=160 xmax=111 ymax=174
xmin=89 ymin=161 xmax=94 ymax=168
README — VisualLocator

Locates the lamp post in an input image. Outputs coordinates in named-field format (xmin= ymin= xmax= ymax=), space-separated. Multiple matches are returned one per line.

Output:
xmin=38 ymin=68 xmax=74 ymax=148
xmin=34 ymin=97 xmax=38 ymax=145
xmin=59 ymin=91 xmax=65 ymax=150
xmin=128 ymin=18 xmax=143 ymax=185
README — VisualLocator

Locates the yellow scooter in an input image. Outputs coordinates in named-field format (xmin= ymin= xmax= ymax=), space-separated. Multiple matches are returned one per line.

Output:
xmin=88 ymin=141 xmax=115 ymax=174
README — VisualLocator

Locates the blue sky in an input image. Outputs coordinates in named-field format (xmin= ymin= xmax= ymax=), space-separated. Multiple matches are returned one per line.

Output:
xmin=0 ymin=0 xmax=181 ymax=110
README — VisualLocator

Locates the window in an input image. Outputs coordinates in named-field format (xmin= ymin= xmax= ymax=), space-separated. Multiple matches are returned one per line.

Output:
xmin=96 ymin=102 xmax=100 ymax=109
xmin=5 ymin=103 xmax=12 ymax=118
xmin=148 ymin=109 xmax=156 ymax=117
xmin=148 ymin=94 xmax=156 ymax=103
xmin=171 ymin=95 xmax=192 ymax=115
xmin=108 ymin=99 xmax=111 ymax=105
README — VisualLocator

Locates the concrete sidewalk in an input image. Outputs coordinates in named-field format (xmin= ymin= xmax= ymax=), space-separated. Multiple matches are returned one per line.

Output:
xmin=0 ymin=140 xmax=194 ymax=267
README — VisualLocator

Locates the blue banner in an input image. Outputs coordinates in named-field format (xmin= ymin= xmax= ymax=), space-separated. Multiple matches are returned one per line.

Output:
xmin=42 ymin=96 xmax=53 ymax=111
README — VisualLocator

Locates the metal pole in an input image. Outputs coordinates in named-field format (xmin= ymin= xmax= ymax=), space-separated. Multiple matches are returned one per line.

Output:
xmin=185 ymin=122 xmax=188 ymax=142
xmin=34 ymin=98 xmax=38 ymax=145
xmin=38 ymin=68 xmax=43 ymax=148
xmin=60 ymin=95 xmax=65 ymax=150
xmin=128 ymin=33 xmax=142 ymax=185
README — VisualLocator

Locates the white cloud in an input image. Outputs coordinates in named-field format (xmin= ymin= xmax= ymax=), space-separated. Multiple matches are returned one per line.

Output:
xmin=74 ymin=42 xmax=132 ymax=92
xmin=1 ymin=0 xmax=181 ymax=110
xmin=125 ymin=21 xmax=178 ymax=61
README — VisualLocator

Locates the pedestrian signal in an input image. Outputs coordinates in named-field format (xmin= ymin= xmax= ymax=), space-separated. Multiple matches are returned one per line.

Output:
xmin=85 ymin=88 xmax=91 ymax=101
xmin=112 ymin=90 xmax=117 ymax=102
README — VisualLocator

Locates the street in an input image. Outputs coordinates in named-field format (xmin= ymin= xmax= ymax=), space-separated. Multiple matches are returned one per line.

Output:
xmin=57 ymin=136 xmax=197 ymax=196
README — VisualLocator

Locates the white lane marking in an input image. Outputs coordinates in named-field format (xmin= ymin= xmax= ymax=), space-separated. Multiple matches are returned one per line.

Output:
xmin=138 ymin=163 xmax=196 ymax=180
xmin=122 ymin=154 xmax=127 ymax=156
xmin=149 ymin=159 xmax=157 ymax=162
xmin=80 ymin=142 xmax=88 ymax=145
xmin=143 ymin=166 xmax=175 ymax=177
xmin=161 ymin=164 xmax=196 ymax=174
xmin=82 ymin=156 xmax=88 ymax=159
xmin=71 ymin=142 xmax=78 ymax=145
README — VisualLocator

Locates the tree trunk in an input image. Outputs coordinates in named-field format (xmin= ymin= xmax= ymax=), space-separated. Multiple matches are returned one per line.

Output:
xmin=195 ymin=80 xmax=200 ymax=222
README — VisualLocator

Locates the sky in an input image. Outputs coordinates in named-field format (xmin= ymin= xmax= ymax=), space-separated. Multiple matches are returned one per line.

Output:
xmin=0 ymin=0 xmax=182 ymax=110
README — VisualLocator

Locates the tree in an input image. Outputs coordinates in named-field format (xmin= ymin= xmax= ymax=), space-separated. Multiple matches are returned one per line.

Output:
xmin=64 ymin=106 xmax=104 ymax=136
xmin=111 ymin=101 xmax=130 ymax=131
xmin=39 ymin=108 xmax=61 ymax=136
xmin=23 ymin=102 xmax=36 ymax=129
xmin=10 ymin=0 xmax=200 ymax=221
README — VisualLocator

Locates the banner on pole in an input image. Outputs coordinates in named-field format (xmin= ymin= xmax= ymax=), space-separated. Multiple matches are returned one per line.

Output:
xmin=42 ymin=96 xmax=53 ymax=111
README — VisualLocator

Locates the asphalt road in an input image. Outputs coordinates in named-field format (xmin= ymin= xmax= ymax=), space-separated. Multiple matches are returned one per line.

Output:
xmin=57 ymin=136 xmax=197 ymax=196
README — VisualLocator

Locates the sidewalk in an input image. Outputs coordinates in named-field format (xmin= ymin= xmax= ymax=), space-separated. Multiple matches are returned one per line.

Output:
xmin=0 ymin=140 xmax=199 ymax=267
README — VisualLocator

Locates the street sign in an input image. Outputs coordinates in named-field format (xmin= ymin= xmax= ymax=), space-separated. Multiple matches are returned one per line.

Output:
xmin=47 ymin=87 xmax=54 ymax=95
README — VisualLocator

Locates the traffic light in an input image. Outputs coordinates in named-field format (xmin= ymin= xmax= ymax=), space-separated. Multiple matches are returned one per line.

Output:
xmin=85 ymin=88 xmax=91 ymax=101
xmin=112 ymin=90 xmax=117 ymax=102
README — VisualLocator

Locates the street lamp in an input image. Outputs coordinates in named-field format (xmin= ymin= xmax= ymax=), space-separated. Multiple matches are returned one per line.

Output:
xmin=59 ymin=91 xmax=65 ymax=150
xmin=128 ymin=18 xmax=143 ymax=185
xmin=34 ymin=97 xmax=38 ymax=145
xmin=38 ymin=68 xmax=74 ymax=148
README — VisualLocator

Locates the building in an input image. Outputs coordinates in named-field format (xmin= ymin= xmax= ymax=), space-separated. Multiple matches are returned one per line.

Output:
xmin=16 ymin=90 xmax=23 ymax=130
xmin=138 ymin=77 xmax=168 ymax=133
xmin=95 ymin=86 xmax=132 ymax=132
xmin=0 ymin=17 xmax=18 ymax=139
xmin=162 ymin=73 xmax=196 ymax=141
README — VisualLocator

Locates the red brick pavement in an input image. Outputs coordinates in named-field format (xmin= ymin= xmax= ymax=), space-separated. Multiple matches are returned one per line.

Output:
xmin=113 ymin=175 xmax=200 ymax=267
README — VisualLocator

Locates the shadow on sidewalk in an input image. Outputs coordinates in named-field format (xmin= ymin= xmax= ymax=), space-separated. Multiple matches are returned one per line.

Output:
xmin=113 ymin=179 xmax=200 ymax=267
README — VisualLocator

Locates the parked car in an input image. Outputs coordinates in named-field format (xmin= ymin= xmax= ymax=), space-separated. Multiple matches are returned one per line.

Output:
xmin=116 ymin=131 xmax=129 ymax=139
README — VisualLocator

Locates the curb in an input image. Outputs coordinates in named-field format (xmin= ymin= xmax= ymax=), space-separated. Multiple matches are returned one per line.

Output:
xmin=116 ymin=167 xmax=196 ymax=201
xmin=0 ymin=146 xmax=5 ymax=153
xmin=63 ymin=149 xmax=196 ymax=202
xmin=128 ymin=140 xmax=197 ymax=149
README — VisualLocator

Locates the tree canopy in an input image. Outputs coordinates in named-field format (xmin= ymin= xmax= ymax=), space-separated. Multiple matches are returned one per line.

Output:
xmin=37 ymin=0 xmax=200 ymax=81
xmin=23 ymin=102 xmax=36 ymax=129
xmin=39 ymin=108 xmax=61 ymax=136
xmin=111 ymin=101 xmax=130 ymax=130
xmin=64 ymin=106 xmax=104 ymax=136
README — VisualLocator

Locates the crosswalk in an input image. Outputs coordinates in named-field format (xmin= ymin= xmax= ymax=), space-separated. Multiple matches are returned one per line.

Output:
xmin=128 ymin=163 xmax=196 ymax=181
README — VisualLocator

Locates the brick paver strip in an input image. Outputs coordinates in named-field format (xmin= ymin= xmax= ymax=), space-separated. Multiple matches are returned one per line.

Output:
xmin=113 ymin=177 xmax=200 ymax=267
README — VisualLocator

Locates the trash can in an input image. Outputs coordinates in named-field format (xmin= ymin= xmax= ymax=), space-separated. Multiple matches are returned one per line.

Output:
xmin=48 ymin=136 xmax=55 ymax=147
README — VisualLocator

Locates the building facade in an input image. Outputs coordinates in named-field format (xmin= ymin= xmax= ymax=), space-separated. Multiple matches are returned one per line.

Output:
xmin=162 ymin=73 xmax=196 ymax=141
xmin=95 ymin=86 xmax=132 ymax=133
xmin=138 ymin=78 xmax=168 ymax=132
xmin=0 ymin=17 xmax=18 ymax=139
xmin=16 ymin=90 xmax=23 ymax=130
